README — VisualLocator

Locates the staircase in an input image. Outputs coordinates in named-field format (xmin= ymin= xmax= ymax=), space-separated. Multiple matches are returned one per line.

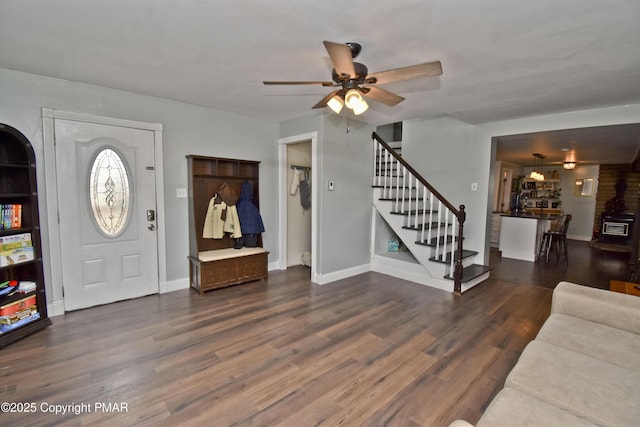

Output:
xmin=371 ymin=132 xmax=490 ymax=295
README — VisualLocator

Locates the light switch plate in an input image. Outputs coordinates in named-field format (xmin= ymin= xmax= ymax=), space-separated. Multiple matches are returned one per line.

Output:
xmin=328 ymin=180 xmax=335 ymax=191
xmin=176 ymin=188 xmax=187 ymax=198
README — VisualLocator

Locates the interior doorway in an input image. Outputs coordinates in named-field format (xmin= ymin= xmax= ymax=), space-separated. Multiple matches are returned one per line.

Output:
xmin=286 ymin=142 xmax=312 ymax=267
xmin=278 ymin=132 xmax=318 ymax=283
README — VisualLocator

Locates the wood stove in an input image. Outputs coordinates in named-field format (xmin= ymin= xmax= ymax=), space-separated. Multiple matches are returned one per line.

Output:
xmin=599 ymin=212 xmax=635 ymax=245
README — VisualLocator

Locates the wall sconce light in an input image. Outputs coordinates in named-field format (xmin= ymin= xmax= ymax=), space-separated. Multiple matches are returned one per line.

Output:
xmin=563 ymin=161 xmax=576 ymax=170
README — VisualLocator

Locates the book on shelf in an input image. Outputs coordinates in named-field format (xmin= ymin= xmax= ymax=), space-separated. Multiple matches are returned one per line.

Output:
xmin=0 ymin=232 xmax=32 ymax=244
xmin=0 ymin=304 xmax=37 ymax=325
xmin=0 ymin=294 xmax=36 ymax=317
xmin=1 ymin=204 xmax=22 ymax=230
xmin=0 ymin=233 xmax=33 ymax=267
xmin=0 ymin=311 xmax=40 ymax=333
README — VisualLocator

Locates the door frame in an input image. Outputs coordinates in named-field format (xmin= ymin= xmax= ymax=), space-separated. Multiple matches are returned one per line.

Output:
xmin=278 ymin=131 xmax=318 ymax=283
xmin=42 ymin=108 xmax=166 ymax=316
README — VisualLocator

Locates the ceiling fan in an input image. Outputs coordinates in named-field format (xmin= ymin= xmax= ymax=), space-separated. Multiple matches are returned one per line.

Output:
xmin=263 ymin=41 xmax=443 ymax=115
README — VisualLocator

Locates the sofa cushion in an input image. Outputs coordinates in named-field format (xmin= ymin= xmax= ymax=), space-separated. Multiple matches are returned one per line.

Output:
xmin=536 ymin=313 xmax=640 ymax=372
xmin=506 ymin=340 xmax=640 ymax=426
xmin=476 ymin=387 xmax=597 ymax=427
xmin=552 ymin=282 xmax=640 ymax=334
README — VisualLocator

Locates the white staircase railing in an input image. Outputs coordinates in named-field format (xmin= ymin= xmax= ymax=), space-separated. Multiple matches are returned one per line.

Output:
xmin=372 ymin=132 xmax=467 ymax=295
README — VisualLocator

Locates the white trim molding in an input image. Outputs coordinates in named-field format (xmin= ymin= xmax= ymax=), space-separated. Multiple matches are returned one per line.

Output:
xmin=277 ymin=131 xmax=319 ymax=283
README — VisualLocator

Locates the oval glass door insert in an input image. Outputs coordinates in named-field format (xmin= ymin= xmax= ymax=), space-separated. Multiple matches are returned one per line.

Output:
xmin=89 ymin=147 xmax=131 ymax=237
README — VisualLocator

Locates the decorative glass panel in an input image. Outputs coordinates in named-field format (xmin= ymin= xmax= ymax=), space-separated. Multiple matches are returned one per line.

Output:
xmin=89 ymin=148 xmax=131 ymax=237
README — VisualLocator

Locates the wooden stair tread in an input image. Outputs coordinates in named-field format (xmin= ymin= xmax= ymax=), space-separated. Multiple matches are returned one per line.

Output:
xmin=392 ymin=209 xmax=435 ymax=216
xmin=429 ymin=249 xmax=478 ymax=264
xmin=402 ymin=222 xmax=448 ymax=231
xmin=373 ymin=185 xmax=417 ymax=190
xmin=415 ymin=235 xmax=458 ymax=247
xmin=444 ymin=264 xmax=491 ymax=283
xmin=380 ymin=198 xmax=427 ymax=203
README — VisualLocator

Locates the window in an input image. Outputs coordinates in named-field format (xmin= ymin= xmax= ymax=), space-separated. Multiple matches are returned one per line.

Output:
xmin=89 ymin=148 xmax=131 ymax=237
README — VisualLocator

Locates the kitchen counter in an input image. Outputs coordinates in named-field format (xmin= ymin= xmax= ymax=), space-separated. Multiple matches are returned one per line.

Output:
xmin=499 ymin=215 xmax=553 ymax=261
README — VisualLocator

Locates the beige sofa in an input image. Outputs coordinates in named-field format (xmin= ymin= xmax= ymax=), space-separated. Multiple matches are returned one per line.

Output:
xmin=450 ymin=281 xmax=640 ymax=427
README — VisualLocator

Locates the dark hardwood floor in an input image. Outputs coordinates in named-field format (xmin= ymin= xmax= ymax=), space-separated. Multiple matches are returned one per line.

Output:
xmin=0 ymin=240 xmax=630 ymax=427
xmin=489 ymin=239 xmax=632 ymax=290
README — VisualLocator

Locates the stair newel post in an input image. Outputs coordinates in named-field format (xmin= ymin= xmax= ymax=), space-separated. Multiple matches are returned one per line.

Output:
xmin=454 ymin=205 xmax=466 ymax=296
xmin=450 ymin=210 xmax=456 ymax=279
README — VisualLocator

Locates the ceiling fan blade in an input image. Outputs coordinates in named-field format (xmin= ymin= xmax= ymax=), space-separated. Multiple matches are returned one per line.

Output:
xmin=263 ymin=80 xmax=335 ymax=86
xmin=362 ymin=86 xmax=405 ymax=106
xmin=312 ymin=90 xmax=342 ymax=109
xmin=368 ymin=61 xmax=442 ymax=85
xmin=323 ymin=41 xmax=356 ymax=78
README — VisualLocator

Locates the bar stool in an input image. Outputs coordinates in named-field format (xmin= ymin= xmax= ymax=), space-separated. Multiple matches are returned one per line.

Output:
xmin=539 ymin=214 xmax=572 ymax=263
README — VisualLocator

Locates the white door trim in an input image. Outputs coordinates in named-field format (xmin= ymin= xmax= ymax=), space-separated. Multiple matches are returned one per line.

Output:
xmin=277 ymin=131 xmax=319 ymax=283
xmin=42 ymin=108 xmax=167 ymax=316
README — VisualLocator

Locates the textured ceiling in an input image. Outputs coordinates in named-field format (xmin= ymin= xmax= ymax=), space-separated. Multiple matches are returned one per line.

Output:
xmin=1 ymin=0 xmax=639 ymax=161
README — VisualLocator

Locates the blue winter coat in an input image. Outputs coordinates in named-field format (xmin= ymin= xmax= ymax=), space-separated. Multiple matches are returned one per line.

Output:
xmin=236 ymin=181 xmax=265 ymax=234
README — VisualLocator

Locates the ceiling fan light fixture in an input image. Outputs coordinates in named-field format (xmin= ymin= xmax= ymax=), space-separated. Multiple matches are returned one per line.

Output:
xmin=327 ymin=95 xmax=344 ymax=114
xmin=563 ymin=161 xmax=576 ymax=170
xmin=264 ymin=41 xmax=443 ymax=116
xmin=343 ymin=89 xmax=368 ymax=115
xmin=352 ymin=98 xmax=369 ymax=115
xmin=344 ymin=89 xmax=361 ymax=109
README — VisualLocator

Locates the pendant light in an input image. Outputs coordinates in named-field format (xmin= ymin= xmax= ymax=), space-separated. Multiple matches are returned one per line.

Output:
xmin=529 ymin=153 xmax=545 ymax=181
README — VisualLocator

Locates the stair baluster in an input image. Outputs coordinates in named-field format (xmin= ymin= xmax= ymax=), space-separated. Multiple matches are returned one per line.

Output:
xmin=420 ymin=183 xmax=428 ymax=244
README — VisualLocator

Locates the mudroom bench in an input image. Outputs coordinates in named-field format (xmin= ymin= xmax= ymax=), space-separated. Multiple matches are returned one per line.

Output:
xmin=187 ymin=155 xmax=268 ymax=295
xmin=189 ymin=247 xmax=268 ymax=295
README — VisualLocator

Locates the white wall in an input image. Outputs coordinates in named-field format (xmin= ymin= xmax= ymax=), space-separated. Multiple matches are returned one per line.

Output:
xmin=519 ymin=165 xmax=599 ymax=240
xmin=559 ymin=164 xmax=599 ymax=240
xmin=402 ymin=116 xmax=492 ymax=263
xmin=280 ymin=112 xmax=374 ymax=282
xmin=0 ymin=68 xmax=279 ymax=305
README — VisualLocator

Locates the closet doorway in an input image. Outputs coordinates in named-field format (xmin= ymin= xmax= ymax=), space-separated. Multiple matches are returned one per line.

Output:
xmin=278 ymin=132 xmax=318 ymax=283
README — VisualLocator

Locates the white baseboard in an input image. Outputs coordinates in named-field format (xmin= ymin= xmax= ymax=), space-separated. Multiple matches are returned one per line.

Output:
xmin=268 ymin=261 xmax=281 ymax=271
xmin=48 ymin=300 xmax=65 ymax=317
xmin=567 ymin=234 xmax=592 ymax=242
xmin=314 ymin=263 xmax=371 ymax=285
xmin=161 ymin=277 xmax=189 ymax=293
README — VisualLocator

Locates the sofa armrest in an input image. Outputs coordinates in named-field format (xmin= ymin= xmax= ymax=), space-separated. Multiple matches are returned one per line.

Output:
xmin=551 ymin=281 xmax=640 ymax=335
xmin=448 ymin=420 xmax=474 ymax=427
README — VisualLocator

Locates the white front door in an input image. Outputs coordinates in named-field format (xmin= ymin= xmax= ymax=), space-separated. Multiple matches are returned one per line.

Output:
xmin=54 ymin=119 xmax=159 ymax=310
